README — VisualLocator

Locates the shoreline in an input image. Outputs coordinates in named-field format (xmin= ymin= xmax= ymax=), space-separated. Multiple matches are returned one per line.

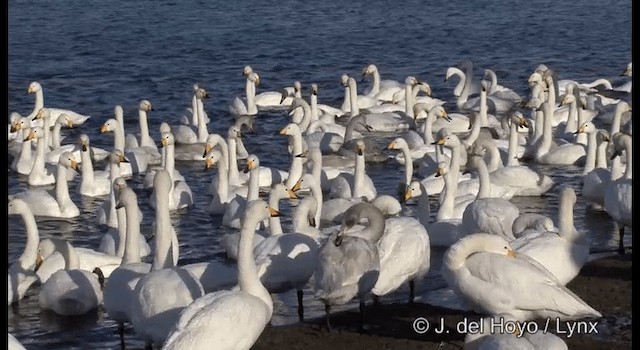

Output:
xmin=253 ymin=253 xmax=632 ymax=349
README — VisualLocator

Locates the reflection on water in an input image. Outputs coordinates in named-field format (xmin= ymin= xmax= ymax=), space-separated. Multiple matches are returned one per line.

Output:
xmin=7 ymin=0 xmax=630 ymax=347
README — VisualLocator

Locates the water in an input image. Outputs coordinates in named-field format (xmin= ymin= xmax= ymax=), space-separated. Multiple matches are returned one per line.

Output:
xmin=8 ymin=0 xmax=631 ymax=348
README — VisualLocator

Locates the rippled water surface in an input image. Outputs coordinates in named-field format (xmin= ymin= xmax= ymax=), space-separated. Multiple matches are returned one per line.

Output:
xmin=8 ymin=0 xmax=631 ymax=348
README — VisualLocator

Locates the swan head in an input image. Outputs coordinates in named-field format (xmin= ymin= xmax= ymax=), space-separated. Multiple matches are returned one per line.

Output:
xmin=355 ymin=139 xmax=365 ymax=156
xmin=245 ymin=154 xmax=259 ymax=173
xmin=10 ymin=116 xmax=28 ymax=133
xmin=435 ymin=161 xmax=448 ymax=177
xmin=269 ymin=183 xmax=299 ymax=201
xmin=113 ymin=105 xmax=124 ymax=119
xmin=228 ymin=125 xmax=242 ymax=140
xmin=451 ymin=233 xmax=518 ymax=259
xmin=27 ymin=81 xmax=41 ymax=94
xmin=561 ymin=91 xmax=577 ymax=105
xmin=139 ymin=99 xmax=153 ymax=112
xmin=56 ymin=114 xmax=73 ymax=128
xmin=434 ymin=132 xmax=461 ymax=149
xmin=100 ymin=119 xmax=119 ymax=133
xmin=310 ymin=83 xmax=318 ymax=96
xmin=445 ymin=67 xmax=463 ymax=82
xmin=609 ymin=132 xmax=632 ymax=159
xmin=340 ymin=74 xmax=349 ymax=87
xmin=335 ymin=202 xmax=385 ymax=246
xmin=113 ymin=176 xmax=128 ymax=193
xmin=248 ymin=72 xmax=260 ymax=86
xmin=204 ymin=150 xmax=223 ymax=170
xmin=35 ymin=238 xmax=65 ymax=272
xmin=362 ymin=64 xmax=377 ymax=77
xmin=109 ymin=150 xmax=129 ymax=166
xmin=404 ymin=181 xmax=422 ymax=202
xmin=597 ymin=130 xmax=610 ymax=143
xmin=560 ymin=186 xmax=577 ymax=206
xmin=416 ymin=81 xmax=432 ymax=97
xmin=615 ymin=101 xmax=632 ymax=114
xmin=59 ymin=152 xmax=80 ymax=173
xmin=527 ymin=71 xmax=543 ymax=87
xmin=8 ymin=198 xmax=32 ymax=216
xmin=242 ymin=65 xmax=253 ymax=76
xmin=196 ymin=87 xmax=209 ymax=100
xmin=33 ymin=108 xmax=49 ymax=121
xmin=347 ymin=77 xmax=357 ymax=89
xmin=483 ymin=68 xmax=497 ymax=79
xmin=160 ymin=132 xmax=175 ymax=147
xmin=294 ymin=81 xmax=302 ymax=92
xmin=480 ymin=79 xmax=490 ymax=93
xmin=405 ymin=76 xmax=419 ymax=86
xmin=510 ymin=111 xmax=529 ymax=129
xmin=9 ymin=112 xmax=21 ymax=124
xmin=387 ymin=137 xmax=407 ymax=151
xmin=235 ymin=116 xmax=255 ymax=134
xmin=245 ymin=200 xmax=281 ymax=224
xmin=574 ymin=122 xmax=596 ymax=135
xmin=622 ymin=62 xmax=632 ymax=76
xmin=289 ymin=98 xmax=307 ymax=114
xmin=79 ymin=134 xmax=90 ymax=152
xmin=203 ymin=134 xmax=224 ymax=156
xmin=278 ymin=123 xmax=300 ymax=136
xmin=23 ymin=127 xmax=43 ymax=142
xmin=291 ymin=173 xmax=318 ymax=193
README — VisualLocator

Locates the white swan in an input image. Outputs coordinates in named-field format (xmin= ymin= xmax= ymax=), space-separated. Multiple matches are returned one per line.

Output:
xmin=8 ymin=198 xmax=40 ymax=305
xmin=10 ymin=117 xmax=35 ymax=175
xmin=253 ymin=195 xmax=320 ymax=321
xmin=581 ymin=130 xmax=612 ymax=208
xmin=483 ymin=68 xmax=523 ymax=102
xmin=535 ymin=101 xmax=586 ymax=165
xmin=229 ymin=67 xmax=258 ymax=116
xmin=98 ymin=177 xmax=151 ymax=258
xmin=149 ymin=132 xmax=194 ymax=211
xmin=12 ymin=151 xmax=80 ymax=219
xmin=464 ymin=315 xmax=568 ymax=350
xmin=361 ymin=63 xmax=405 ymax=101
xmin=163 ymin=200 xmax=278 ymax=350
xmin=445 ymin=61 xmax=481 ymax=107
xmin=100 ymin=118 xmax=148 ymax=174
xmin=604 ymin=133 xmax=632 ymax=254
xmin=26 ymin=81 xmax=91 ymax=125
xmin=327 ymin=140 xmax=377 ymax=201
xmin=130 ymin=170 xmax=204 ymax=349
xmin=340 ymin=74 xmax=379 ymax=113
xmin=309 ymin=83 xmax=343 ymax=122
xmin=511 ymin=187 xmax=589 ymax=285
xmin=102 ymin=182 xmax=153 ymax=343
xmin=173 ymin=87 xmax=210 ymax=145
xmin=205 ymin=149 xmax=245 ymax=215
xmin=24 ymin=127 xmax=57 ymax=186
xmin=77 ymin=134 xmax=111 ymax=197
xmin=315 ymin=202 xmax=384 ymax=331
xmin=442 ymin=233 xmax=602 ymax=321
xmin=221 ymin=154 xmax=261 ymax=229
xmin=35 ymin=238 xmax=103 ymax=316
xmin=97 ymin=150 xmax=144 ymax=228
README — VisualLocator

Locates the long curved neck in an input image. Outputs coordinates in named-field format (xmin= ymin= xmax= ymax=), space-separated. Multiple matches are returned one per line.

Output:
xmin=485 ymin=142 xmax=503 ymax=172
xmin=558 ymin=196 xmax=576 ymax=240
xmin=575 ymin=103 xmax=588 ymax=147
xmin=55 ymin=164 xmax=73 ymax=208
xmin=354 ymin=210 xmax=385 ymax=243
xmin=29 ymin=90 xmax=44 ymax=119
xmin=51 ymin=123 xmax=62 ymax=149
xmin=344 ymin=117 xmax=359 ymax=143
xmin=474 ymin=160 xmax=491 ymax=199
xmin=479 ymin=89 xmax=488 ymax=126
xmin=267 ymin=195 xmax=284 ymax=236
xmin=246 ymin=77 xmax=257 ymax=115
xmin=423 ymin=112 xmax=436 ymax=145
xmin=537 ymin=103 xmax=553 ymax=158
xmin=153 ymin=189 xmax=175 ymax=270
xmin=582 ymin=132 xmax=598 ymax=175
xmin=611 ymin=106 xmax=624 ymax=135
xmin=191 ymin=95 xmax=199 ymax=126
xmin=595 ymin=140 xmax=608 ymax=169
xmin=80 ymin=148 xmax=95 ymax=184
xmin=138 ymin=110 xmax=151 ymax=147
xmin=164 ymin=143 xmax=176 ymax=184
xmin=310 ymin=182 xmax=323 ymax=226
xmin=19 ymin=139 xmax=32 ymax=165
xmin=297 ymin=101 xmax=313 ymax=132
xmin=610 ymin=156 xmax=623 ymax=181
xmin=449 ymin=144 xmax=461 ymax=185
xmin=404 ymin=84 xmax=414 ymax=117
xmin=622 ymin=139 xmax=632 ymax=179
xmin=352 ymin=152 xmax=366 ymax=198
xmin=487 ymin=71 xmax=498 ymax=94
xmin=238 ymin=215 xmax=273 ymax=312
xmin=122 ymin=199 xmax=142 ymax=264
xmin=348 ymin=80 xmax=359 ymax=118
xmin=115 ymin=206 xmax=127 ymax=258
xmin=113 ymin=122 xmax=125 ymax=151
xmin=32 ymin=136 xmax=46 ymax=173
xmin=216 ymin=156 xmax=230 ymax=202
xmin=417 ymin=183 xmax=431 ymax=228
xmin=289 ymin=131 xmax=303 ymax=156
xmin=57 ymin=240 xmax=80 ymax=270
xmin=371 ymin=70 xmax=381 ymax=95
xmin=196 ymin=99 xmax=208 ymax=142
xmin=248 ymin=168 xmax=259 ymax=201
xmin=310 ymin=154 xmax=322 ymax=185
xmin=310 ymin=94 xmax=319 ymax=122
xmin=115 ymin=110 xmax=125 ymax=137
xmin=532 ymin=107 xmax=544 ymax=144
xmin=565 ymin=99 xmax=578 ymax=133
xmin=547 ymin=77 xmax=557 ymax=108
xmin=41 ymin=115 xmax=51 ymax=149
xmin=292 ymin=199 xmax=314 ymax=234
xmin=401 ymin=144 xmax=413 ymax=186
xmin=17 ymin=209 xmax=40 ymax=270
xmin=437 ymin=171 xmax=456 ymax=221
xmin=443 ymin=237 xmax=480 ymax=271
xmin=449 ymin=68 xmax=466 ymax=98
xmin=465 ymin=113 xmax=482 ymax=146
xmin=341 ymin=84 xmax=350 ymax=111
xmin=285 ymin=141 xmax=303 ymax=188
xmin=506 ymin=121 xmax=519 ymax=167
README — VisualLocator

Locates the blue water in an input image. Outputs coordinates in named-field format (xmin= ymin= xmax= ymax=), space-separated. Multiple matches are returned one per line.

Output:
xmin=8 ymin=0 xmax=631 ymax=348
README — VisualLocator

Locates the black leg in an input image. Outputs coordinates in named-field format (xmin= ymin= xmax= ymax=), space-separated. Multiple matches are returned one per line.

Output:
xmin=372 ymin=294 xmax=380 ymax=306
xmin=358 ymin=300 xmax=366 ymax=333
xmin=618 ymin=226 xmax=625 ymax=255
xmin=118 ymin=323 xmax=125 ymax=350
xmin=325 ymin=304 xmax=332 ymax=332
xmin=409 ymin=280 xmax=415 ymax=305
xmin=297 ymin=289 xmax=304 ymax=322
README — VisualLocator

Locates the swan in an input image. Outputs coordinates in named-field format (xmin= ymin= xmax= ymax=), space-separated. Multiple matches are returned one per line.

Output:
xmin=10 ymin=118 xmax=35 ymax=175
xmin=347 ymin=77 xmax=416 ymax=133
xmin=248 ymin=69 xmax=296 ymax=108
xmin=535 ymin=101 xmax=586 ymax=165
xmin=483 ymin=68 xmax=523 ymax=102
xmin=361 ymin=63 xmax=405 ymax=101
xmin=43 ymin=113 xmax=77 ymax=164
xmin=459 ymin=155 xmax=520 ymax=240
xmin=603 ymin=133 xmax=632 ymax=254
xmin=12 ymin=151 xmax=80 ymax=219
xmin=327 ymin=140 xmax=377 ymax=201
xmin=464 ymin=315 xmax=568 ymax=350
xmin=512 ymin=213 xmax=555 ymax=237
xmin=25 ymin=81 xmax=91 ymax=125
xmin=461 ymin=80 xmax=517 ymax=117
xmin=304 ymin=119 xmax=347 ymax=153
xmin=299 ymin=147 xmax=353 ymax=192
xmin=442 ymin=233 xmax=602 ymax=321
xmin=130 ymin=170 xmax=204 ymax=349
xmin=253 ymin=196 xmax=320 ymax=321
xmin=98 ymin=177 xmax=151 ymax=258
xmin=173 ymin=87 xmax=210 ymax=145
xmin=24 ymin=127 xmax=57 ymax=186
xmin=102 ymin=182 xmax=153 ymax=344
xmin=340 ymin=74 xmax=379 ymax=113
xmin=309 ymin=83 xmax=343 ymax=122
xmin=581 ymin=130 xmax=612 ymax=208
xmin=8 ymin=198 xmax=40 ymax=305
xmin=163 ymin=200 xmax=278 ymax=350
xmin=445 ymin=61 xmax=481 ymax=107
xmin=97 ymin=150 xmax=144 ymax=228
xmin=389 ymin=82 xmax=444 ymax=118
xmin=127 ymin=100 xmax=160 ymax=155
xmin=371 ymin=211 xmax=431 ymax=304
xmin=179 ymin=83 xmax=210 ymax=126
xmin=365 ymin=76 xmax=421 ymax=116
xmin=221 ymin=183 xmax=298 ymax=261
xmin=100 ymin=118 xmax=149 ymax=174
xmin=511 ymin=187 xmax=589 ymax=285
xmin=315 ymin=202 xmax=384 ymax=331
xmin=149 ymin=131 xmax=194 ymax=211
xmin=77 ymin=134 xmax=111 ymax=197
xmin=278 ymin=123 xmax=306 ymax=189
xmin=221 ymin=154 xmax=261 ymax=229
xmin=8 ymin=111 xmax=24 ymax=142
xmin=229 ymin=67 xmax=258 ymax=116
xmin=35 ymin=238 xmax=103 ymax=316
xmin=205 ymin=149 xmax=246 ymax=215
xmin=555 ymin=86 xmax=598 ymax=145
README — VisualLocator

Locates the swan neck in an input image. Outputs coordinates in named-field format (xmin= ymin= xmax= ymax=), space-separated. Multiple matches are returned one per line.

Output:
xmin=153 ymin=188 xmax=174 ymax=270
xmin=196 ymin=100 xmax=208 ymax=142
xmin=114 ymin=121 xmax=125 ymax=151
xmin=507 ymin=121 xmax=519 ymax=166
xmin=372 ymin=70 xmax=381 ymax=95
xmin=248 ymin=168 xmax=259 ymax=201
xmin=417 ymin=183 xmax=431 ymax=227
xmin=310 ymin=94 xmax=319 ymax=122
xmin=123 ymin=200 xmax=142 ymax=264
xmin=582 ymin=132 xmax=597 ymax=175
xmin=138 ymin=110 xmax=151 ymax=147
xmin=423 ymin=112 xmax=436 ymax=145
xmin=466 ymin=113 xmax=482 ymax=146
xmin=52 ymin=123 xmax=61 ymax=149
xmin=356 ymin=209 xmax=386 ymax=243
xmin=401 ymin=145 xmax=413 ymax=186
xmin=533 ymin=108 xmax=544 ymax=143
xmin=438 ymin=170 xmax=456 ymax=221
xmin=558 ymin=196 xmax=576 ymax=239
xmin=42 ymin=115 xmax=51 ymax=149
xmin=475 ymin=160 xmax=491 ymax=199
xmin=115 ymin=207 xmax=127 ymax=258
xmin=164 ymin=144 xmax=176 ymax=182
xmin=298 ymin=101 xmax=312 ymax=132
xmin=227 ymin=138 xmax=239 ymax=181
xmin=267 ymin=195 xmax=284 ymax=236
xmin=348 ymin=79 xmax=359 ymax=117
xmin=623 ymin=140 xmax=632 ymax=179
xmin=353 ymin=152 xmax=365 ymax=198
xmin=595 ymin=141 xmax=608 ymax=169
xmin=191 ymin=95 xmax=199 ymax=126
xmin=216 ymin=155 xmax=229 ymax=201
xmin=58 ymin=240 xmax=80 ymax=270
xmin=405 ymin=84 xmax=414 ymax=117
xmin=537 ymin=103 xmax=553 ymax=158
xmin=80 ymin=148 xmax=95 ymax=182
xmin=55 ymin=165 xmax=73 ymax=207
xmin=611 ymin=107 xmax=623 ymax=135
xmin=32 ymin=136 xmax=46 ymax=174
xmin=18 ymin=210 xmax=40 ymax=270
xmin=246 ymin=78 xmax=257 ymax=115
xmin=238 ymin=215 xmax=273 ymax=311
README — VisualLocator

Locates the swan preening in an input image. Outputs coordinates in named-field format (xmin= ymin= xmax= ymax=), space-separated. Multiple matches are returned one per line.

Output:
xmin=8 ymin=60 xmax=627 ymax=348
